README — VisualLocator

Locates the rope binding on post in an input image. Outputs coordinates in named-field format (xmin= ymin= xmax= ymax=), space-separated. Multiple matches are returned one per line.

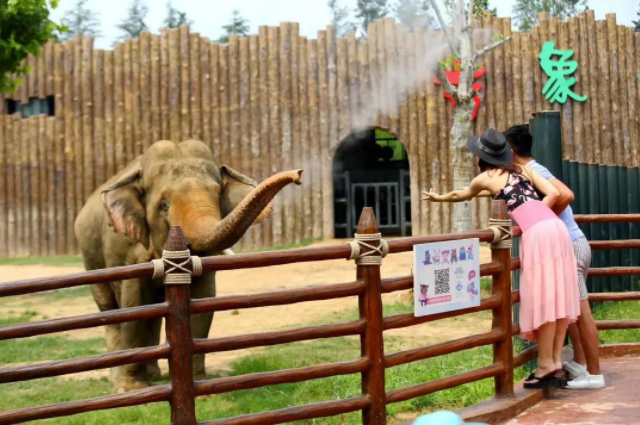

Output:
xmin=347 ymin=233 xmax=389 ymax=266
xmin=488 ymin=218 xmax=513 ymax=249
xmin=152 ymin=249 xmax=203 ymax=284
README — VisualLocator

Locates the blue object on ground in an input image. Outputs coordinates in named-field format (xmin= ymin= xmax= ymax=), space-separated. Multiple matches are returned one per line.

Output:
xmin=412 ymin=411 xmax=487 ymax=425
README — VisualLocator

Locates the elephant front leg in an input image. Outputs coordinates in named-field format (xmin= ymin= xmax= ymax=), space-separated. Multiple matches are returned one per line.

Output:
xmin=111 ymin=278 xmax=155 ymax=393
xmin=146 ymin=317 xmax=163 ymax=379
xmin=190 ymin=273 xmax=216 ymax=380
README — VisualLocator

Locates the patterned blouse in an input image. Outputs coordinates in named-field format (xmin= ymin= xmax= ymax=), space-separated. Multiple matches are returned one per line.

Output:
xmin=492 ymin=173 xmax=540 ymax=213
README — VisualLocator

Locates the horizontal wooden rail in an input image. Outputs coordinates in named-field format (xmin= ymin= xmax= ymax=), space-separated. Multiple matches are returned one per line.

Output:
xmin=514 ymin=346 xmax=538 ymax=368
xmin=383 ymin=295 xmax=501 ymax=331
xmin=512 ymin=324 xmax=521 ymax=336
xmin=588 ymin=267 xmax=640 ymax=276
xmin=194 ymin=320 xmax=366 ymax=354
xmin=199 ymin=396 xmax=371 ymax=425
xmin=200 ymin=245 xmax=353 ymax=272
xmin=511 ymin=258 xmax=520 ymax=271
xmin=385 ymin=363 xmax=504 ymax=404
xmin=590 ymin=240 xmax=640 ymax=250
xmin=0 ymin=303 xmax=168 ymax=341
xmin=512 ymin=290 xmax=520 ymax=304
xmin=596 ymin=320 xmax=640 ymax=330
xmin=0 ymin=344 xmax=169 ymax=384
xmin=190 ymin=281 xmax=364 ymax=315
xmin=386 ymin=230 xmax=495 ymax=253
xmin=589 ymin=292 xmax=640 ymax=302
xmin=380 ymin=262 xmax=504 ymax=294
xmin=0 ymin=384 xmax=171 ymax=425
xmin=0 ymin=263 xmax=154 ymax=298
xmin=381 ymin=275 xmax=413 ymax=294
xmin=385 ymin=329 xmax=504 ymax=368
xmin=575 ymin=214 xmax=640 ymax=223
xmin=195 ymin=358 xmax=370 ymax=397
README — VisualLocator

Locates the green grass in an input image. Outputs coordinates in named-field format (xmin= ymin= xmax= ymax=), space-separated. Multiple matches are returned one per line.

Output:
xmin=0 ymin=255 xmax=83 ymax=267
xmin=0 ymin=312 xmax=105 ymax=365
xmin=594 ymin=301 xmax=640 ymax=344
xmin=0 ymin=285 xmax=92 ymax=308
xmin=1 ymin=300 xmax=637 ymax=424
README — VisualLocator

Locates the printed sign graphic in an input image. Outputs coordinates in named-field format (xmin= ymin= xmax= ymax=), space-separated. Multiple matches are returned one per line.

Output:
xmin=413 ymin=238 xmax=480 ymax=317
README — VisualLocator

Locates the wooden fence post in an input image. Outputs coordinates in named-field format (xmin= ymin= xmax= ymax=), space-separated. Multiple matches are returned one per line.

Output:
xmin=354 ymin=207 xmax=387 ymax=425
xmin=489 ymin=200 xmax=514 ymax=397
xmin=162 ymin=226 xmax=198 ymax=424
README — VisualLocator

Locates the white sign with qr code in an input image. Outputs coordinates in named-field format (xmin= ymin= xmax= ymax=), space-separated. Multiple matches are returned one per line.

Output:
xmin=413 ymin=238 xmax=480 ymax=317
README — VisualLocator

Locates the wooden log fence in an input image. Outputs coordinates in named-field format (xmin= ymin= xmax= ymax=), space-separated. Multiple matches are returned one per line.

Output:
xmin=1 ymin=13 xmax=639 ymax=256
xmin=1 ymin=203 xmax=640 ymax=424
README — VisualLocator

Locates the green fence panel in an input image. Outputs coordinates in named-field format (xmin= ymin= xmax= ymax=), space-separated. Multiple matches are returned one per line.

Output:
xmin=617 ymin=166 xmax=631 ymax=290
xmin=586 ymin=164 xmax=599 ymax=293
xmin=630 ymin=168 xmax=640 ymax=292
xmin=607 ymin=166 xmax=622 ymax=292
xmin=598 ymin=165 xmax=611 ymax=292
xmin=578 ymin=163 xmax=590 ymax=240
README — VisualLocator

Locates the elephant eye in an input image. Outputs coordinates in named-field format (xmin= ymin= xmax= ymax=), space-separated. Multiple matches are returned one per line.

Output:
xmin=159 ymin=200 xmax=170 ymax=211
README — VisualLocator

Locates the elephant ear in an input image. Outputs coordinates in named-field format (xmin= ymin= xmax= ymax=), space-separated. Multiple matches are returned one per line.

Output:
xmin=220 ymin=165 xmax=271 ymax=224
xmin=101 ymin=160 xmax=150 ymax=248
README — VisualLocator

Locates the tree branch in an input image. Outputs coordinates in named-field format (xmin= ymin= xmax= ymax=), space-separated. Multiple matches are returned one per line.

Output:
xmin=466 ymin=0 xmax=474 ymax=28
xmin=429 ymin=0 xmax=460 ymax=57
xmin=473 ymin=36 xmax=512 ymax=61
xmin=436 ymin=66 xmax=457 ymax=97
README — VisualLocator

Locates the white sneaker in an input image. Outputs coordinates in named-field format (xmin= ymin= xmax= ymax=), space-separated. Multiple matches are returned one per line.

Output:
xmin=564 ymin=373 xmax=606 ymax=389
xmin=563 ymin=360 xmax=587 ymax=377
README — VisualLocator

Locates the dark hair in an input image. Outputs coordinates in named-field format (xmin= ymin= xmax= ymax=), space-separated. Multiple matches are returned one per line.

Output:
xmin=504 ymin=124 xmax=532 ymax=157
xmin=478 ymin=158 xmax=522 ymax=175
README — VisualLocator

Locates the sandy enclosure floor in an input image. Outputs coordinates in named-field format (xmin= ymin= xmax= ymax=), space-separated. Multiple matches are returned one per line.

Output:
xmin=0 ymin=241 xmax=492 ymax=379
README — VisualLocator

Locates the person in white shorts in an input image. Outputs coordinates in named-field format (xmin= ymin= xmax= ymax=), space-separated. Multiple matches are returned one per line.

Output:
xmin=505 ymin=124 xmax=605 ymax=389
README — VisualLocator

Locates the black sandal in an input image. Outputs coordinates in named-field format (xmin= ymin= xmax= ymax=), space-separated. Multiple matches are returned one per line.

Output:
xmin=524 ymin=372 xmax=562 ymax=389
xmin=525 ymin=368 xmax=562 ymax=382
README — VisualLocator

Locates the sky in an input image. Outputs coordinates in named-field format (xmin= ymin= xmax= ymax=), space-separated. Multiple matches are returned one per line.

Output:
xmin=50 ymin=0 xmax=636 ymax=49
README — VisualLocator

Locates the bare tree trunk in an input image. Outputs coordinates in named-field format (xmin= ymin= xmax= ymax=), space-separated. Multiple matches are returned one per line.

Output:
xmin=451 ymin=0 xmax=476 ymax=233
xmin=430 ymin=0 xmax=510 ymax=233
xmin=451 ymin=102 xmax=475 ymax=233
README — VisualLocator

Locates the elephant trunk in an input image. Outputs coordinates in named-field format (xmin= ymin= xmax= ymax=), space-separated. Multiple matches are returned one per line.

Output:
xmin=187 ymin=170 xmax=303 ymax=253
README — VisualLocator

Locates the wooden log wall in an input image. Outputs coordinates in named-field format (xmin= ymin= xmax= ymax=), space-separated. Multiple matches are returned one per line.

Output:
xmin=0 ymin=12 xmax=638 ymax=257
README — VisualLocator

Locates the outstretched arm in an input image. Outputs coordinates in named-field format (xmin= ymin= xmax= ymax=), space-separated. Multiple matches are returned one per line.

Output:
xmin=422 ymin=177 xmax=486 ymax=203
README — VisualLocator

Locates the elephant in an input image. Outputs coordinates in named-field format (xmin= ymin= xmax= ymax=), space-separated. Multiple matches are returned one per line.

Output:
xmin=74 ymin=139 xmax=302 ymax=393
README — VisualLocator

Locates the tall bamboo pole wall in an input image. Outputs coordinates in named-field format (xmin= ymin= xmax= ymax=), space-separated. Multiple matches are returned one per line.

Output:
xmin=0 ymin=12 xmax=637 ymax=256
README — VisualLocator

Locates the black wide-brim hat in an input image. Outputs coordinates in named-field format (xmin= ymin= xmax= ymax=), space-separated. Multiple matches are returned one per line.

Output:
xmin=466 ymin=128 xmax=513 ymax=165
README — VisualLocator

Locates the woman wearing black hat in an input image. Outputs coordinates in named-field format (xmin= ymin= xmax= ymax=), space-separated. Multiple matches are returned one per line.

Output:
xmin=422 ymin=128 xmax=581 ymax=389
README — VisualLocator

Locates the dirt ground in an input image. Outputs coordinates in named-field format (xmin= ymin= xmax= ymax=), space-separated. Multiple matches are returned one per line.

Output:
xmin=0 ymin=241 xmax=492 ymax=379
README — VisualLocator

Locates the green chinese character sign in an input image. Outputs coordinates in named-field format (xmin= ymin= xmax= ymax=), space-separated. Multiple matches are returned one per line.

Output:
xmin=538 ymin=41 xmax=588 ymax=104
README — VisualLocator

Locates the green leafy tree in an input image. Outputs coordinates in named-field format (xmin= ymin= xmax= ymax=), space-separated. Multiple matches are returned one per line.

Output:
xmin=116 ymin=0 xmax=148 ymax=41
xmin=59 ymin=0 xmax=101 ymax=40
xmin=633 ymin=3 xmax=640 ymax=32
xmin=162 ymin=1 xmax=192 ymax=29
xmin=472 ymin=0 xmax=496 ymax=16
xmin=217 ymin=9 xmax=250 ymax=43
xmin=513 ymin=0 xmax=588 ymax=32
xmin=328 ymin=0 xmax=356 ymax=36
xmin=394 ymin=0 xmax=434 ymax=31
xmin=0 ymin=0 xmax=62 ymax=93
xmin=355 ymin=0 xmax=388 ymax=35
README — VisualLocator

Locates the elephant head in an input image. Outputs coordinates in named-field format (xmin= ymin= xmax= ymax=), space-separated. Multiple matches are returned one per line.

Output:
xmin=100 ymin=139 xmax=302 ymax=254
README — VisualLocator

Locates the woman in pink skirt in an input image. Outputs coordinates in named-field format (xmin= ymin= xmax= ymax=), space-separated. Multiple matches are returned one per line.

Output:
xmin=422 ymin=128 xmax=581 ymax=388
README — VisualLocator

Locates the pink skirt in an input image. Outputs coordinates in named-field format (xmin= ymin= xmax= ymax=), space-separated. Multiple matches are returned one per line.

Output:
xmin=511 ymin=201 xmax=581 ymax=342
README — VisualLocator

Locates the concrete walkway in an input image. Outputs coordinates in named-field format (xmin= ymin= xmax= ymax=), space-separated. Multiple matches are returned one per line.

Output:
xmin=506 ymin=356 xmax=640 ymax=425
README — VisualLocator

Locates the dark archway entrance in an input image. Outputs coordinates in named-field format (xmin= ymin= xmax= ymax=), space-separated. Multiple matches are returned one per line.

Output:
xmin=333 ymin=129 xmax=412 ymax=238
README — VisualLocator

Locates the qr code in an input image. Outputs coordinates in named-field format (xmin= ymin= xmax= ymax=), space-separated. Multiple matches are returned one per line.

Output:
xmin=434 ymin=269 xmax=450 ymax=295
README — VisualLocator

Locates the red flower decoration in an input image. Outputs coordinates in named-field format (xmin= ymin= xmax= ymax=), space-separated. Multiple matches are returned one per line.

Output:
xmin=433 ymin=60 xmax=486 ymax=121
